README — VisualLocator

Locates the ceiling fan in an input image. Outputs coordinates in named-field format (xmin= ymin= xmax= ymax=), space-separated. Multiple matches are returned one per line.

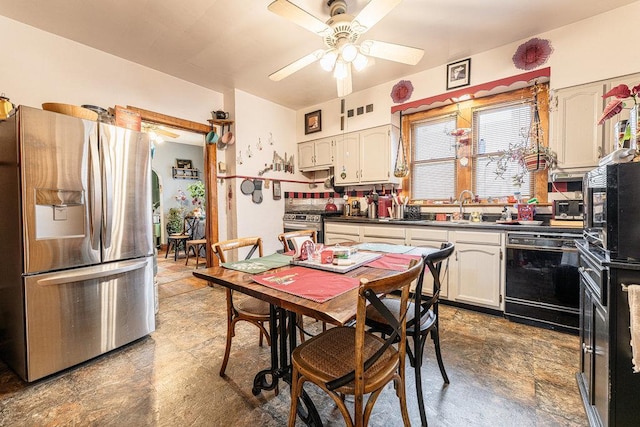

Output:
xmin=268 ymin=0 xmax=424 ymax=97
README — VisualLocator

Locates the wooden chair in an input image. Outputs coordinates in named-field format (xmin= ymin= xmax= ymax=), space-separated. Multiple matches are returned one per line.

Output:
xmin=184 ymin=217 xmax=206 ymax=267
xmin=277 ymin=229 xmax=321 ymax=339
xmin=212 ymin=237 xmax=271 ymax=377
xmin=164 ymin=221 xmax=189 ymax=261
xmin=277 ymin=229 xmax=317 ymax=255
xmin=288 ymin=258 xmax=424 ymax=427
xmin=366 ymin=242 xmax=455 ymax=426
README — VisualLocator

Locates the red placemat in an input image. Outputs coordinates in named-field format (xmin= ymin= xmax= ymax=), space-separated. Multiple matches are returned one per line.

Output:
xmin=252 ymin=266 xmax=360 ymax=303
xmin=364 ymin=253 xmax=422 ymax=271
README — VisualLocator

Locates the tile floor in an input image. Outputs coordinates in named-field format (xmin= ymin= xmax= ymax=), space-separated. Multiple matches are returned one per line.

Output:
xmin=0 ymin=255 xmax=588 ymax=426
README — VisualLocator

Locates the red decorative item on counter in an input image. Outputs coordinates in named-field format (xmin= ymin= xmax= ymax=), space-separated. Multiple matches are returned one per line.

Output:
xmin=517 ymin=204 xmax=535 ymax=221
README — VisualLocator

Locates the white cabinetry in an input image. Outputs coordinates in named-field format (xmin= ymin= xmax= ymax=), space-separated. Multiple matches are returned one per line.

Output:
xmin=449 ymin=230 xmax=504 ymax=310
xmin=324 ymin=222 xmax=360 ymax=245
xmin=550 ymin=81 xmax=606 ymax=171
xmin=298 ymin=138 xmax=334 ymax=171
xmin=406 ymin=227 xmax=450 ymax=298
xmin=334 ymin=125 xmax=400 ymax=186
xmin=361 ymin=225 xmax=405 ymax=244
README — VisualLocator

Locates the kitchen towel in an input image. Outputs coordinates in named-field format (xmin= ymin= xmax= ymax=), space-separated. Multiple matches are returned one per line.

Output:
xmin=628 ymin=284 xmax=640 ymax=373
xmin=222 ymin=253 xmax=292 ymax=274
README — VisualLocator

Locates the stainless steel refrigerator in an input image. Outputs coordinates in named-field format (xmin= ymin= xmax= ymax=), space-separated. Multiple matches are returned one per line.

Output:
xmin=0 ymin=106 xmax=155 ymax=381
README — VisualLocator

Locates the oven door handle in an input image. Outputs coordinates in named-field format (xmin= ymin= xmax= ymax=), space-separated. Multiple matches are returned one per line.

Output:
xmin=283 ymin=222 xmax=321 ymax=231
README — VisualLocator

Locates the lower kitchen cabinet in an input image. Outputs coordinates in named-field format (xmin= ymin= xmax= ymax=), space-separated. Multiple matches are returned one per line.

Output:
xmin=448 ymin=230 xmax=504 ymax=310
xmin=361 ymin=225 xmax=405 ymax=245
xmin=406 ymin=227 xmax=450 ymax=298
xmin=324 ymin=222 xmax=360 ymax=245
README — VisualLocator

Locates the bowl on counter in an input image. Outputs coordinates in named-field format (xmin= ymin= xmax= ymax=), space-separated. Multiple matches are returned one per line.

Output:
xmin=518 ymin=220 xmax=543 ymax=226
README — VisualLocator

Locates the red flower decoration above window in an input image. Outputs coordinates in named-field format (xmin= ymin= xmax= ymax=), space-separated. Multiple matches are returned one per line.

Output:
xmin=512 ymin=38 xmax=553 ymax=71
xmin=391 ymin=80 xmax=414 ymax=103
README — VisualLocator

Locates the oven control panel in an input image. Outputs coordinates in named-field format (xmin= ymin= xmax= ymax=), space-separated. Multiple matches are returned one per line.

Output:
xmin=283 ymin=213 xmax=321 ymax=223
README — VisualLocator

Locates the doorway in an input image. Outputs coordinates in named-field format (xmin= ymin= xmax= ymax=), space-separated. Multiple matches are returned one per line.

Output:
xmin=152 ymin=169 xmax=162 ymax=249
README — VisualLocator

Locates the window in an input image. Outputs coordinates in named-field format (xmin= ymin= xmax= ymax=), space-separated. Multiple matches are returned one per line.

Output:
xmin=411 ymin=116 xmax=457 ymax=200
xmin=473 ymin=102 xmax=533 ymax=198
xmin=407 ymin=85 xmax=547 ymax=203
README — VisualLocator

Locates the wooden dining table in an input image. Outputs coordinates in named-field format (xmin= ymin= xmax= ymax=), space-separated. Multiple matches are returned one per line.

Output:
xmin=193 ymin=245 xmax=435 ymax=426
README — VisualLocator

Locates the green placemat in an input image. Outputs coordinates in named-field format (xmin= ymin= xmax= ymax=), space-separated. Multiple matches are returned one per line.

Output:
xmin=222 ymin=253 xmax=293 ymax=274
xmin=354 ymin=242 xmax=415 ymax=254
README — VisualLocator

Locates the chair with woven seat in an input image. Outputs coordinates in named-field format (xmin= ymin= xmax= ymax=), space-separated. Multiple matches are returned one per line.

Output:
xmin=184 ymin=216 xmax=206 ymax=268
xmin=212 ymin=237 xmax=272 ymax=377
xmin=278 ymin=229 xmax=322 ymax=339
xmin=365 ymin=242 xmax=455 ymax=426
xmin=288 ymin=258 xmax=423 ymax=427
xmin=164 ymin=221 xmax=189 ymax=261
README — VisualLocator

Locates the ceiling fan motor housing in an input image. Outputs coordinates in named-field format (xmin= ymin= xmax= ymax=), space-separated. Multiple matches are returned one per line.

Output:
xmin=327 ymin=0 xmax=347 ymax=16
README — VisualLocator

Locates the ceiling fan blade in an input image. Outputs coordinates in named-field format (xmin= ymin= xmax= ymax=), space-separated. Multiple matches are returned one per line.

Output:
xmin=337 ymin=65 xmax=353 ymax=98
xmin=269 ymin=49 xmax=325 ymax=81
xmin=268 ymin=0 xmax=332 ymax=37
xmin=352 ymin=0 xmax=401 ymax=34
xmin=360 ymin=40 xmax=424 ymax=65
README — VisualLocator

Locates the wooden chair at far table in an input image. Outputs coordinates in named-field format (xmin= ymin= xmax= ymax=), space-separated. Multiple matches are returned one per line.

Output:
xmin=288 ymin=258 xmax=425 ymax=427
xmin=212 ymin=237 xmax=271 ymax=377
xmin=184 ymin=216 xmax=206 ymax=268
xmin=366 ymin=241 xmax=455 ymax=427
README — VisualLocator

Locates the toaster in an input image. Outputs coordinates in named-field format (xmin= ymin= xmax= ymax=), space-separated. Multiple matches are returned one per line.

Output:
xmin=552 ymin=199 xmax=583 ymax=220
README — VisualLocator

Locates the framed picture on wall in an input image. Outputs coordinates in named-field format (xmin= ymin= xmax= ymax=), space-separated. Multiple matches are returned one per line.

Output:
xmin=272 ymin=180 xmax=282 ymax=200
xmin=446 ymin=58 xmax=471 ymax=90
xmin=176 ymin=158 xmax=192 ymax=169
xmin=304 ymin=110 xmax=322 ymax=135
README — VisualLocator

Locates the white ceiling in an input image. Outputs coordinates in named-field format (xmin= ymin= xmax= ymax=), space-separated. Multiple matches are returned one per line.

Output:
xmin=0 ymin=0 xmax=636 ymax=110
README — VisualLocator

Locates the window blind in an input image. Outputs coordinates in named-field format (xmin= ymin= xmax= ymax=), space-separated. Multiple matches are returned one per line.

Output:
xmin=411 ymin=116 xmax=457 ymax=200
xmin=473 ymin=102 xmax=533 ymax=198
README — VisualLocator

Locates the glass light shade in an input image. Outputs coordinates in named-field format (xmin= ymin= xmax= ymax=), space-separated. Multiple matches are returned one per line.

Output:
xmin=341 ymin=43 xmax=358 ymax=62
xmin=320 ymin=51 xmax=338 ymax=72
xmin=333 ymin=60 xmax=348 ymax=79
xmin=352 ymin=53 xmax=369 ymax=71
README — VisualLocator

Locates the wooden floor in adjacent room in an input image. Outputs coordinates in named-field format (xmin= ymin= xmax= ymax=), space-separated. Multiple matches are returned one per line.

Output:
xmin=0 ymin=255 xmax=587 ymax=426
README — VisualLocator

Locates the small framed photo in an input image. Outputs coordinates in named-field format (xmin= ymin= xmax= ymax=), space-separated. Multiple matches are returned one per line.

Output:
xmin=272 ymin=180 xmax=282 ymax=200
xmin=304 ymin=110 xmax=322 ymax=135
xmin=446 ymin=58 xmax=471 ymax=90
xmin=176 ymin=158 xmax=192 ymax=169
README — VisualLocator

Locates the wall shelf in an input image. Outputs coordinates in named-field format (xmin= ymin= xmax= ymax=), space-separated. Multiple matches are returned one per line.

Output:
xmin=172 ymin=167 xmax=199 ymax=180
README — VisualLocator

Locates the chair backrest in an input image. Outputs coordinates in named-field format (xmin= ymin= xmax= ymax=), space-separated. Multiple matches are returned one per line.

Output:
xmin=326 ymin=258 xmax=424 ymax=391
xmin=212 ymin=237 xmax=263 ymax=263
xmin=277 ymin=229 xmax=317 ymax=251
xmin=184 ymin=216 xmax=202 ymax=240
xmin=412 ymin=242 xmax=455 ymax=324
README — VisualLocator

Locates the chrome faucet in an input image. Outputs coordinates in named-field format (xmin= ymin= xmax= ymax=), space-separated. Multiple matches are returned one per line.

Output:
xmin=458 ymin=190 xmax=475 ymax=219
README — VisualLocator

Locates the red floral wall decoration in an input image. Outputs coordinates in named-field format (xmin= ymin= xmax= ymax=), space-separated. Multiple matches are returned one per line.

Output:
xmin=391 ymin=80 xmax=414 ymax=103
xmin=512 ymin=38 xmax=553 ymax=71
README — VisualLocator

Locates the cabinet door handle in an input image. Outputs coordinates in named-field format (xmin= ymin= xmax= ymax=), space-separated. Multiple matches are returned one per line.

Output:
xmin=582 ymin=343 xmax=593 ymax=354
xmin=579 ymin=267 xmax=593 ymax=273
xmin=597 ymin=146 xmax=603 ymax=159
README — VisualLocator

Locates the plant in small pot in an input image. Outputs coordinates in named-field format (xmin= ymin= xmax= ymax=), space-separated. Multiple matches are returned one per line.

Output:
xmin=166 ymin=207 xmax=184 ymax=235
xmin=186 ymin=181 xmax=205 ymax=217
xmin=489 ymin=83 xmax=557 ymax=187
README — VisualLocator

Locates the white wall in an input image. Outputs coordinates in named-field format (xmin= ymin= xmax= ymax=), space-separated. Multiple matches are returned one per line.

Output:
xmin=296 ymin=2 xmax=640 ymax=141
xmin=0 ymin=15 xmax=222 ymax=125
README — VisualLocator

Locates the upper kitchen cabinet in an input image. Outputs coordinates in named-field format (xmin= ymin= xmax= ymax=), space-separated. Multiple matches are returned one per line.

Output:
xmin=298 ymin=138 xmax=334 ymax=171
xmin=550 ymin=81 xmax=606 ymax=171
xmin=334 ymin=125 xmax=400 ymax=186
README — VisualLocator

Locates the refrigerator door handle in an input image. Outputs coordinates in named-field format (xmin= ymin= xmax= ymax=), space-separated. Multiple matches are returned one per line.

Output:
xmin=35 ymin=259 xmax=148 ymax=286
xmin=101 ymin=132 xmax=113 ymax=249
xmin=89 ymin=131 xmax=101 ymax=251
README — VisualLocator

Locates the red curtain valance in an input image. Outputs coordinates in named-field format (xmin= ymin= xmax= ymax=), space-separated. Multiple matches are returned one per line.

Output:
xmin=391 ymin=67 xmax=551 ymax=114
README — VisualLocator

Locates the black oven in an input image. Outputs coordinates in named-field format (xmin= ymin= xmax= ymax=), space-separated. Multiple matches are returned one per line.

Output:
xmin=584 ymin=162 xmax=640 ymax=262
xmin=505 ymin=231 xmax=581 ymax=333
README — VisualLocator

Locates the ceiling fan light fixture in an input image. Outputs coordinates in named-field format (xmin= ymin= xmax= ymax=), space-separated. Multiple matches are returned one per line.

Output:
xmin=333 ymin=59 xmax=348 ymax=80
xmin=352 ymin=52 xmax=369 ymax=71
xmin=320 ymin=50 xmax=338 ymax=71
xmin=341 ymin=43 xmax=358 ymax=62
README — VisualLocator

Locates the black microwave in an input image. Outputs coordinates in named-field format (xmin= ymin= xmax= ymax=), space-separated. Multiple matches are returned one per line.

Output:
xmin=584 ymin=162 xmax=640 ymax=262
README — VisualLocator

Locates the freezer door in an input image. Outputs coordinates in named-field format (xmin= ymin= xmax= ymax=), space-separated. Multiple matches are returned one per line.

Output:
xmin=100 ymin=123 xmax=153 ymax=262
xmin=23 ymin=257 xmax=155 ymax=381
xmin=20 ymin=107 xmax=101 ymax=274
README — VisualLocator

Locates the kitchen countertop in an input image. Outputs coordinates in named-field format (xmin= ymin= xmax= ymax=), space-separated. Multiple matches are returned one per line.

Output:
xmin=324 ymin=216 xmax=583 ymax=234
